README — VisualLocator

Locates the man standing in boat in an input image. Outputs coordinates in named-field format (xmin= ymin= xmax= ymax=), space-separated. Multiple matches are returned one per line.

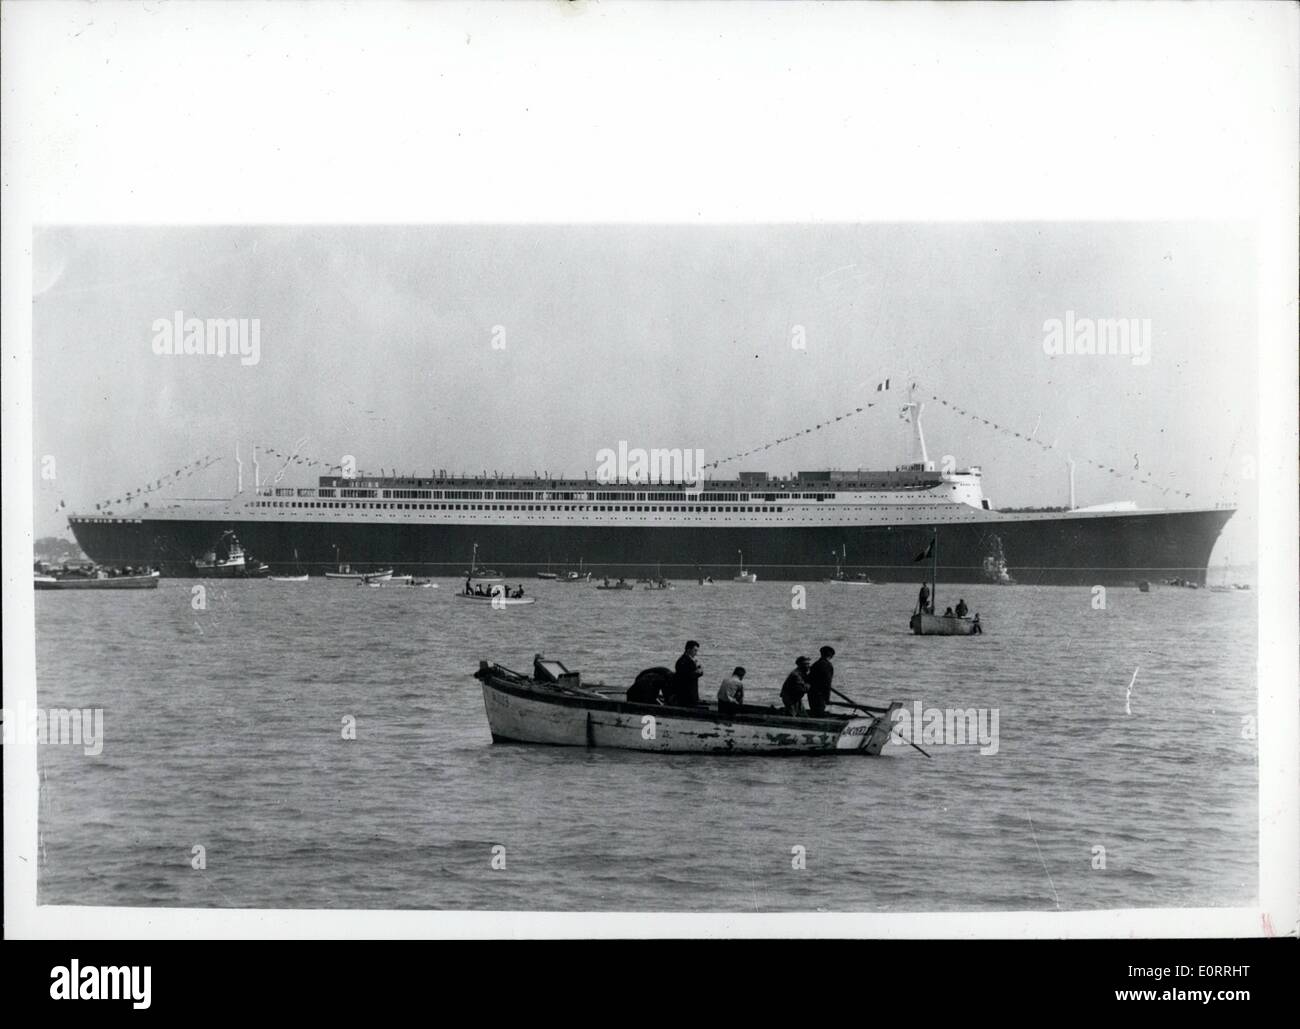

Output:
xmin=918 ymin=581 xmax=932 ymax=614
xmin=672 ymin=640 xmax=704 ymax=706
xmin=807 ymin=645 xmax=835 ymax=716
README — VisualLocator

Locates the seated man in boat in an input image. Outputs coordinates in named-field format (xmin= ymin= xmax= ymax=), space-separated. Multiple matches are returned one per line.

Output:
xmin=669 ymin=640 xmax=704 ymax=706
xmin=807 ymin=645 xmax=835 ymax=716
xmin=717 ymin=667 xmax=746 ymax=715
xmin=955 ymin=598 xmax=969 ymax=618
xmin=780 ymin=657 xmax=811 ymax=716
xmin=628 ymin=666 xmax=671 ymax=704
xmin=918 ymin=582 xmax=932 ymax=614
xmin=943 ymin=606 xmax=955 ymax=618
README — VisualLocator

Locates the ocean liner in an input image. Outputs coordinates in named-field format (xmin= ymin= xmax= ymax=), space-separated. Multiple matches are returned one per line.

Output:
xmin=67 ymin=398 xmax=1233 ymax=585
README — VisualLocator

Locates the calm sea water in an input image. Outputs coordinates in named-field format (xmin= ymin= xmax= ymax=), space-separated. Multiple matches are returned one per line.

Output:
xmin=35 ymin=579 xmax=1257 ymax=912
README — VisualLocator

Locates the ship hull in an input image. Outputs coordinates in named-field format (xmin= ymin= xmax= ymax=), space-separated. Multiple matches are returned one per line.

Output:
xmin=69 ymin=508 xmax=1233 ymax=586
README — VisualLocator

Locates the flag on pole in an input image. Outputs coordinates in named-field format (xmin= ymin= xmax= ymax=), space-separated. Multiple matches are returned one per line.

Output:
xmin=913 ymin=540 xmax=934 ymax=562
xmin=875 ymin=378 xmax=891 ymax=392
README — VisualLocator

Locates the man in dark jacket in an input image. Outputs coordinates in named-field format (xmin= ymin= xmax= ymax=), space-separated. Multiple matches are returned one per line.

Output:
xmin=671 ymin=640 xmax=703 ymax=706
xmin=780 ymin=656 xmax=811 ymax=715
xmin=807 ymin=645 xmax=835 ymax=716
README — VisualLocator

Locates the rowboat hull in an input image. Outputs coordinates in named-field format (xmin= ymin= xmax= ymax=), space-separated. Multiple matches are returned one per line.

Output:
xmin=476 ymin=661 xmax=901 ymax=755
xmin=325 ymin=569 xmax=393 ymax=581
xmin=909 ymin=612 xmax=979 ymax=636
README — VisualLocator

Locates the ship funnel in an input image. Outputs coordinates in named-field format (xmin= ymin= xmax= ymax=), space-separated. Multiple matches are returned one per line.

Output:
xmin=235 ymin=442 xmax=244 ymax=494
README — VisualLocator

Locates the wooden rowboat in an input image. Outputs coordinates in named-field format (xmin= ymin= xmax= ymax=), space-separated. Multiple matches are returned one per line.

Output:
xmin=475 ymin=655 xmax=903 ymax=755
xmin=908 ymin=612 xmax=981 ymax=636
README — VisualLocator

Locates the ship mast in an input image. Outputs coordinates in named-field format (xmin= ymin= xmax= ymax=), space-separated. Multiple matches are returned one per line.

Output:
xmin=902 ymin=385 xmax=932 ymax=471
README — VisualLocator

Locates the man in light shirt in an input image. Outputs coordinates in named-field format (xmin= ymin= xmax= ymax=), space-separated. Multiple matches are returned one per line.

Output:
xmin=717 ymin=667 xmax=746 ymax=715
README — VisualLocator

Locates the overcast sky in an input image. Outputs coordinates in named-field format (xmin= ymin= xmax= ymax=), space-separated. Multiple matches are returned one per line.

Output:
xmin=32 ymin=223 xmax=1257 ymax=560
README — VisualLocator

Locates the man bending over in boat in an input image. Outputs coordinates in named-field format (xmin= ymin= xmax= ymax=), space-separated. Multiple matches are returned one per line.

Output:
xmin=807 ymin=645 xmax=835 ymax=716
xmin=780 ymin=657 xmax=811 ymax=716
xmin=717 ymin=667 xmax=746 ymax=715
xmin=670 ymin=640 xmax=704 ymax=706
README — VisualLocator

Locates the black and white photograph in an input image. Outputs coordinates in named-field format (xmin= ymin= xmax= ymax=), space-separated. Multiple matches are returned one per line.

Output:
xmin=3 ymin=0 xmax=1296 ymax=954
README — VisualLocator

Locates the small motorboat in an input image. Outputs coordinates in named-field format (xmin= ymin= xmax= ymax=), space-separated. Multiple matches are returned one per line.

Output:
xmin=822 ymin=546 xmax=872 ymax=584
xmin=325 ymin=566 xmax=394 ymax=581
xmin=475 ymin=655 xmax=903 ymax=755
xmin=595 ymin=578 xmax=634 ymax=590
xmin=34 ymin=565 xmax=160 ymax=590
xmin=268 ymin=574 xmax=310 ymax=582
xmin=462 ymin=542 xmax=502 ymax=581
xmin=361 ymin=574 xmax=417 ymax=587
xmin=733 ymin=550 xmax=757 ymax=583
xmin=456 ymin=589 xmax=536 ymax=606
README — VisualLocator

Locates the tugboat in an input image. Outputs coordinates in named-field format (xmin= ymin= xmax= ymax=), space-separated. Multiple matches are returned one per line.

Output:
xmin=733 ymin=550 xmax=758 ymax=583
xmin=191 ymin=531 xmax=269 ymax=578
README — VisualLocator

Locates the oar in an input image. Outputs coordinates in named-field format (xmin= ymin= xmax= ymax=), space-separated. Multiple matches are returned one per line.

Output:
xmin=829 ymin=686 xmax=931 ymax=759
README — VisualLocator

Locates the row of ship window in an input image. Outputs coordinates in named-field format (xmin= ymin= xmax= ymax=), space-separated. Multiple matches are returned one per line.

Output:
xmin=264 ymin=490 xmax=841 ymax=502
xmin=251 ymin=501 xmax=793 ymax=513
xmin=247 ymin=500 xmax=975 ymax=518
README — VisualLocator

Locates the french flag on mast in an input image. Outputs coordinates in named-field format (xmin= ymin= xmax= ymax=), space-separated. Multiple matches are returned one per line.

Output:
xmin=875 ymin=378 xmax=890 ymax=392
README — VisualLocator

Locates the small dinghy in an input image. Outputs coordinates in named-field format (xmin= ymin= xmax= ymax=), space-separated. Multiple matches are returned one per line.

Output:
xmin=909 ymin=612 xmax=981 ymax=636
xmin=268 ymin=574 xmax=309 ymax=582
xmin=475 ymin=655 xmax=904 ymax=755
xmin=595 ymin=578 xmax=634 ymax=590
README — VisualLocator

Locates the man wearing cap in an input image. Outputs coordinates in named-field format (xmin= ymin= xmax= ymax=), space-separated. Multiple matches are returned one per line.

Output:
xmin=807 ymin=645 xmax=835 ymax=716
xmin=671 ymin=639 xmax=704 ymax=706
xmin=780 ymin=656 xmax=811 ymax=716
